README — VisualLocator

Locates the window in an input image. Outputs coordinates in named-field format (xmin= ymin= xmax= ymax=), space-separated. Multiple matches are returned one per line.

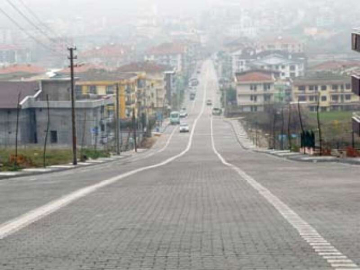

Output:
xmin=332 ymin=85 xmax=338 ymax=90
xmin=263 ymin=84 xmax=271 ymax=91
xmin=298 ymin=86 xmax=306 ymax=91
xmin=106 ymin=85 xmax=115 ymax=94
xmin=346 ymin=83 xmax=351 ymax=90
xmin=321 ymin=96 xmax=327 ymax=101
xmin=290 ymin=65 xmax=296 ymax=71
xmin=89 ymin=85 xmax=97 ymax=94
xmin=250 ymin=95 xmax=257 ymax=102
xmin=290 ymin=72 xmax=296 ymax=78
xmin=309 ymin=85 xmax=314 ymax=91
xmin=341 ymin=85 xmax=344 ymax=90
xmin=309 ymin=96 xmax=315 ymax=101
xmin=264 ymin=94 xmax=271 ymax=102
xmin=345 ymin=94 xmax=351 ymax=100
xmin=321 ymin=85 xmax=327 ymax=91
xmin=101 ymin=124 xmax=105 ymax=132
xmin=250 ymin=84 xmax=257 ymax=91
xmin=332 ymin=95 xmax=339 ymax=101
xmin=281 ymin=65 xmax=285 ymax=69
xmin=50 ymin=131 xmax=58 ymax=144
xmin=75 ymin=85 xmax=82 ymax=97
xmin=298 ymin=96 xmax=306 ymax=101
xmin=251 ymin=106 xmax=258 ymax=112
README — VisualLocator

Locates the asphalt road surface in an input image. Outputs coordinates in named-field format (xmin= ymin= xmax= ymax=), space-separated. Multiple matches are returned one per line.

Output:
xmin=1 ymin=61 xmax=360 ymax=270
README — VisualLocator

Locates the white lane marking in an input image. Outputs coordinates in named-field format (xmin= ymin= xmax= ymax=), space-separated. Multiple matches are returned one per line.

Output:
xmin=210 ymin=116 xmax=359 ymax=270
xmin=0 ymin=63 xmax=210 ymax=240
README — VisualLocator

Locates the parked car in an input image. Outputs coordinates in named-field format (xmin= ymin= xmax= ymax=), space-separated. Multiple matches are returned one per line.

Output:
xmin=179 ymin=122 xmax=190 ymax=133
xmin=212 ymin=108 xmax=222 ymax=115
xmin=180 ymin=110 xmax=187 ymax=118
xmin=206 ymin=99 xmax=212 ymax=106
xmin=190 ymin=92 xmax=196 ymax=100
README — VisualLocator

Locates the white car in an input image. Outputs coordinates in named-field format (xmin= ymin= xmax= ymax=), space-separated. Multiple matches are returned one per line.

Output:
xmin=180 ymin=110 xmax=187 ymax=118
xmin=179 ymin=123 xmax=190 ymax=133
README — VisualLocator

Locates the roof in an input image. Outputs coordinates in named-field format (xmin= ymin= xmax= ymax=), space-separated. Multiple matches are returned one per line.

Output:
xmin=76 ymin=69 xmax=138 ymax=82
xmin=117 ymin=62 xmax=172 ymax=73
xmin=79 ymin=44 xmax=131 ymax=58
xmin=258 ymin=36 xmax=301 ymax=45
xmin=147 ymin=42 xmax=186 ymax=55
xmin=0 ymin=64 xmax=46 ymax=75
xmin=293 ymin=72 xmax=350 ymax=85
xmin=58 ymin=63 xmax=109 ymax=74
xmin=235 ymin=71 xmax=274 ymax=83
xmin=310 ymin=60 xmax=360 ymax=72
xmin=0 ymin=81 xmax=39 ymax=109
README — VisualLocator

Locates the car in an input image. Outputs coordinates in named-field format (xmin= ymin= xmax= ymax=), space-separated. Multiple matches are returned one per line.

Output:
xmin=180 ymin=111 xmax=187 ymax=118
xmin=170 ymin=111 xmax=180 ymax=125
xmin=179 ymin=122 xmax=190 ymax=133
xmin=190 ymin=93 xmax=196 ymax=100
xmin=212 ymin=108 xmax=222 ymax=116
xmin=206 ymin=99 xmax=212 ymax=106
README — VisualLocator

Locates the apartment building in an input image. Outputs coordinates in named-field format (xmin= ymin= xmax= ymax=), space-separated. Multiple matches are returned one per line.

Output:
xmin=257 ymin=36 xmax=304 ymax=54
xmin=293 ymin=73 xmax=360 ymax=112
xmin=235 ymin=70 xmax=277 ymax=112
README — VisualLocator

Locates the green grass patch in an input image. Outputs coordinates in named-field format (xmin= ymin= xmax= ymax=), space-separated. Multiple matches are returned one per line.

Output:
xmin=309 ymin=111 xmax=354 ymax=123
xmin=0 ymin=148 xmax=110 ymax=171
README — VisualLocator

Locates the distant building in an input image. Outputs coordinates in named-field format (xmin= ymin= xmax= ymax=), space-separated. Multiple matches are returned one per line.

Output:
xmin=257 ymin=36 xmax=304 ymax=54
xmin=234 ymin=70 xmax=278 ymax=112
xmin=144 ymin=42 xmax=187 ymax=73
xmin=0 ymin=64 xmax=46 ymax=81
xmin=292 ymin=73 xmax=360 ymax=112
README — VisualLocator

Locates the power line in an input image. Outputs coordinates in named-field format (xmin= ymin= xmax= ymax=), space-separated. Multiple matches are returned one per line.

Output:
xmin=0 ymin=6 xmax=64 ymax=58
xmin=5 ymin=0 xmax=56 ymax=45
xmin=15 ymin=0 xmax=62 ymax=41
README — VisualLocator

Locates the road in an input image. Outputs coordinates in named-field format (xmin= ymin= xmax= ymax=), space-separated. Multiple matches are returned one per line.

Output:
xmin=1 ymin=61 xmax=360 ymax=270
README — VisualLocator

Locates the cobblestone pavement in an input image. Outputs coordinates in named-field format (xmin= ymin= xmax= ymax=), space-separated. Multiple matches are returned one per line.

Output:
xmin=0 ymin=61 xmax=358 ymax=270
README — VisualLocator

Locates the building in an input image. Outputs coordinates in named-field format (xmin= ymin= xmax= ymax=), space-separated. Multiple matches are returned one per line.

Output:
xmin=292 ymin=73 xmax=360 ymax=112
xmin=117 ymin=62 xmax=172 ymax=116
xmin=231 ymin=50 xmax=306 ymax=79
xmin=144 ymin=42 xmax=186 ymax=73
xmin=74 ymin=69 xmax=142 ymax=119
xmin=0 ymin=80 xmax=114 ymax=146
xmin=234 ymin=70 xmax=277 ymax=112
xmin=257 ymin=36 xmax=304 ymax=54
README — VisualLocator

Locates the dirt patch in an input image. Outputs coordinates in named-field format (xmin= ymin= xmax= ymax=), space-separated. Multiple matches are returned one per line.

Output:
xmin=140 ymin=137 xmax=158 ymax=149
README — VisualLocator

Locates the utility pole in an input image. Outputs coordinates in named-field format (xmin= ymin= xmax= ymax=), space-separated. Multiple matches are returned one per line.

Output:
xmin=68 ymin=47 xmax=77 ymax=165
xmin=115 ymin=83 xmax=120 ymax=155
xmin=132 ymin=107 xmax=137 ymax=152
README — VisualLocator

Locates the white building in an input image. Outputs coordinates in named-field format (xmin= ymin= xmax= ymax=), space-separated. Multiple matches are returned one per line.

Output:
xmin=235 ymin=70 xmax=277 ymax=112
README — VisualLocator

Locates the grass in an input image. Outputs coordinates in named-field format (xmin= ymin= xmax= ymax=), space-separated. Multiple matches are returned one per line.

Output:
xmin=309 ymin=111 xmax=354 ymax=123
xmin=0 ymin=148 xmax=110 ymax=171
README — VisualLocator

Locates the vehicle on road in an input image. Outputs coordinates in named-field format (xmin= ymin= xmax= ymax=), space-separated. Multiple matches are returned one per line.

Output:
xmin=206 ymin=99 xmax=212 ymax=106
xmin=170 ymin=111 xmax=180 ymax=125
xmin=190 ymin=92 xmax=196 ymax=100
xmin=179 ymin=122 xmax=190 ymax=133
xmin=212 ymin=108 xmax=222 ymax=115
xmin=180 ymin=110 xmax=187 ymax=118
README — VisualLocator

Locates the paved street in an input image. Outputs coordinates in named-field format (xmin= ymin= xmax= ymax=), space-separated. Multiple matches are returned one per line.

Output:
xmin=1 ymin=61 xmax=360 ymax=270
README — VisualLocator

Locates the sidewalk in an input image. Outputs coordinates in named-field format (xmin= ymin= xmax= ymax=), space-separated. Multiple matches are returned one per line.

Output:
xmin=229 ymin=119 xmax=360 ymax=166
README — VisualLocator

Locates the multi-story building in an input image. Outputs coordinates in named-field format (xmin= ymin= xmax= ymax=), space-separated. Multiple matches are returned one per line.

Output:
xmin=257 ymin=36 xmax=304 ymax=54
xmin=0 ymin=79 xmax=114 ymax=147
xmin=292 ymin=73 xmax=360 ymax=112
xmin=117 ymin=62 xmax=172 ymax=116
xmin=231 ymin=50 xmax=306 ymax=79
xmin=144 ymin=42 xmax=186 ymax=73
xmin=235 ymin=70 xmax=278 ymax=112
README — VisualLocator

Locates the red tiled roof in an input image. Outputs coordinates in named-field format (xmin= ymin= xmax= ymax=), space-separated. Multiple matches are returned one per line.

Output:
xmin=0 ymin=64 xmax=46 ymax=75
xmin=147 ymin=43 xmax=186 ymax=55
xmin=117 ymin=62 xmax=171 ymax=73
xmin=0 ymin=81 xmax=39 ymax=108
xmin=310 ymin=61 xmax=360 ymax=71
xmin=79 ymin=44 xmax=131 ymax=58
xmin=236 ymin=72 xmax=274 ymax=83
xmin=59 ymin=63 xmax=109 ymax=74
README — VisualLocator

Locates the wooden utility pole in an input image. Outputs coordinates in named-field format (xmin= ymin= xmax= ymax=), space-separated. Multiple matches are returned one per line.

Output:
xmin=68 ymin=47 xmax=77 ymax=165
xmin=132 ymin=107 xmax=137 ymax=152
xmin=14 ymin=91 xmax=21 ymax=167
xmin=316 ymin=93 xmax=323 ymax=156
xmin=43 ymin=95 xmax=50 ymax=167
xmin=115 ymin=83 xmax=120 ymax=155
